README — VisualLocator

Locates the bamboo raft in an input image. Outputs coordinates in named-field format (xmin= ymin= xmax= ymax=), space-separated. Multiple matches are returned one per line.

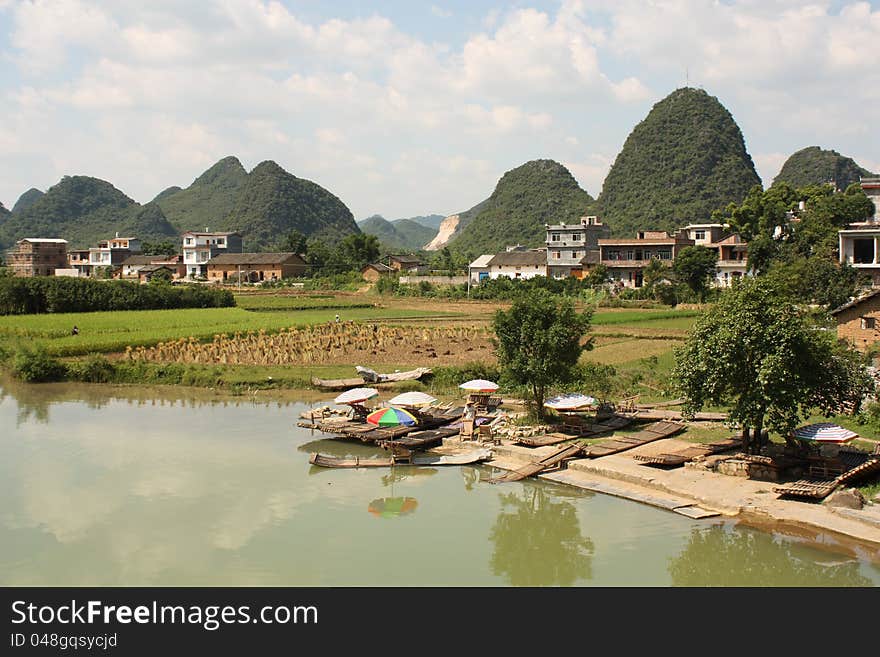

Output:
xmin=514 ymin=415 xmax=632 ymax=447
xmin=298 ymin=409 xmax=463 ymax=444
xmin=377 ymin=426 xmax=462 ymax=456
xmin=486 ymin=442 xmax=586 ymax=484
xmin=625 ymin=409 xmax=728 ymax=422
xmin=633 ymin=436 xmax=743 ymax=467
xmin=774 ymin=453 xmax=880 ymax=500
xmin=582 ymin=421 xmax=686 ymax=458
xmin=311 ymin=367 xmax=433 ymax=390
xmin=309 ymin=448 xmax=493 ymax=469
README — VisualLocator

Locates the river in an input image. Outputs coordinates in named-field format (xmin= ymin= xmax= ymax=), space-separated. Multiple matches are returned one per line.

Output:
xmin=1 ymin=381 xmax=878 ymax=586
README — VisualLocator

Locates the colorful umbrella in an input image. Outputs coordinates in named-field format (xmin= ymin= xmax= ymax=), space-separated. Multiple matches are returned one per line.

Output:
xmin=333 ymin=387 xmax=379 ymax=405
xmin=790 ymin=423 xmax=859 ymax=444
xmin=366 ymin=406 xmax=418 ymax=427
xmin=544 ymin=393 xmax=597 ymax=411
xmin=368 ymin=497 xmax=418 ymax=518
xmin=459 ymin=379 xmax=499 ymax=393
xmin=387 ymin=391 xmax=437 ymax=407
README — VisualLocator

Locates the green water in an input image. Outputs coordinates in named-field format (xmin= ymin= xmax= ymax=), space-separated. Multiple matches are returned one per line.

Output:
xmin=1 ymin=382 xmax=878 ymax=587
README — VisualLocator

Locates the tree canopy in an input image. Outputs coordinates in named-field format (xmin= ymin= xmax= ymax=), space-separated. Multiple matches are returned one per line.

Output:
xmin=672 ymin=277 xmax=873 ymax=452
xmin=493 ymin=289 xmax=593 ymax=419
xmin=673 ymin=246 xmax=718 ymax=301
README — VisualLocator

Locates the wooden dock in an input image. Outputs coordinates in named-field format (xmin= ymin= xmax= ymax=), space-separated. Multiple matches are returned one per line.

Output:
xmin=625 ymin=409 xmax=727 ymax=422
xmin=774 ymin=451 xmax=880 ymax=500
xmin=582 ymin=421 xmax=686 ymax=458
xmin=514 ymin=415 xmax=632 ymax=447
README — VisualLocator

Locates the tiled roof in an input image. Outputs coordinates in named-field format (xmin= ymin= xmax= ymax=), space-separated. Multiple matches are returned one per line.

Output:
xmin=488 ymin=250 xmax=547 ymax=266
xmin=207 ymin=252 xmax=304 ymax=265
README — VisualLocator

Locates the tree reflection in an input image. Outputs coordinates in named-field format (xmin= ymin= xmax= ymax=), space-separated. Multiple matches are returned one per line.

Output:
xmin=489 ymin=483 xmax=594 ymax=586
xmin=669 ymin=524 xmax=873 ymax=587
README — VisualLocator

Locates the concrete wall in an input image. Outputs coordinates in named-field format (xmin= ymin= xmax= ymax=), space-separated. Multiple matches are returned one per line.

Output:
xmin=399 ymin=275 xmax=468 ymax=285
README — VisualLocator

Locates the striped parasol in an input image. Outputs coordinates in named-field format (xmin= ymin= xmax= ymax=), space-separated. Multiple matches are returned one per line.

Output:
xmin=334 ymin=387 xmax=379 ymax=405
xmin=387 ymin=391 xmax=438 ymax=407
xmin=366 ymin=406 xmax=419 ymax=427
xmin=790 ymin=422 xmax=859 ymax=444
xmin=459 ymin=379 xmax=499 ymax=393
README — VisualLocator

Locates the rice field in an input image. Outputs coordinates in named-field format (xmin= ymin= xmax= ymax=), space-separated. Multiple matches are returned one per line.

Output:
xmin=583 ymin=337 xmax=682 ymax=366
xmin=0 ymin=306 xmax=457 ymax=356
xmin=233 ymin=294 xmax=373 ymax=311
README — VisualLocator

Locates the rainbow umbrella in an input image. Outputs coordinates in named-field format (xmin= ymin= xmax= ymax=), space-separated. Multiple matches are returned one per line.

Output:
xmin=366 ymin=406 xmax=418 ymax=427
xmin=459 ymin=379 xmax=499 ymax=393
xmin=368 ymin=497 xmax=418 ymax=519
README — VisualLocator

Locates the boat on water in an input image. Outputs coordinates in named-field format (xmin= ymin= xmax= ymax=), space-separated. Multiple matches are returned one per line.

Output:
xmin=311 ymin=367 xmax=433 ymax=390
xmin=308 ymin=448 xmax=493 ymax=469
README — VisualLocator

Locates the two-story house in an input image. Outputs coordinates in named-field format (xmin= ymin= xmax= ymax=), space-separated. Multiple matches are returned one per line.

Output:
xmin=598 ymin=231 xmax=695 ymax=288
xmin=88 ymin=234 xmax=142 ymax=272
xmin=6 ymin=238 xmax=68 ymax=277
xmin=545 ymin=215 xmax=611 ymax=278
xmin=182 ymin=231 xmax=243 ymax=278
xmin=66 ymin=249 xmax=92 ymax=277
xmin=678 ymin=223 xmax=748 ymax=287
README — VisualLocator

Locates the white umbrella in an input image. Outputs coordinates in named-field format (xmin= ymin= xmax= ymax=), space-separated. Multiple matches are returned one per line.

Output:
xmin=543 ymin=393 xmax=597 ymax=411
xmin=334 ymin=388 xmax=379 ymax=405
xmin=387 ymin=391 xmax=438 ymax=408
xmin=790 ymin=423 xmax=859 ymax=444
xmin=459 ymin=379 xmax=499 ymax=393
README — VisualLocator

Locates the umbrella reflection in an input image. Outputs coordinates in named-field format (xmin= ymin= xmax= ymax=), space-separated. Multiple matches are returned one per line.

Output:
xmin=368 ymin=497 xmax=418 ymax=519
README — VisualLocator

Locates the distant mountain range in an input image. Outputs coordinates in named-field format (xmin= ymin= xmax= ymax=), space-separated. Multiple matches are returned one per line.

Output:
xmin=357 ymin=215 xmax=440 ymax=251
xmin=773 ymin=146 xmax=876 ymax=191
xmin=0 ymin=157 xmax=359 ymax=251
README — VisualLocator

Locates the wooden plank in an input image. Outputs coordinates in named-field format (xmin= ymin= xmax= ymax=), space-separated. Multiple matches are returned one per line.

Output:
xmin=673 ymin=506 xmax=721 ymax=519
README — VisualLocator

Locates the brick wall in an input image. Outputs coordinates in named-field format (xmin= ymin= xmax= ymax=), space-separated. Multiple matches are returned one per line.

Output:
xmin=835 ymin=294 xmax=880 ymax=350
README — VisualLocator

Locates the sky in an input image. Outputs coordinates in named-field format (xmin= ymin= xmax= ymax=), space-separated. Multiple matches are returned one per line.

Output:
xmin=0 ymin=0 xmax=878 ymax=220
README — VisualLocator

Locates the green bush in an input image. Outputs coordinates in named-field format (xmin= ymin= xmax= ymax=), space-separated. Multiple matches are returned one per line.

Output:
xmin=66 ymin=353 xmax=116 ymax=383
xmin=10 ymin=346 xmax=67 ymax=382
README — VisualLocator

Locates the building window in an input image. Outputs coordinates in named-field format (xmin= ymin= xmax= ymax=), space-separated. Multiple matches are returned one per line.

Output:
xmin=626 ymin=250 xmax=635 ymax=260
xmin=658 ymin=250 xmax=672 ymax=260
xmin=185 ymin=238 xmax=193 ymax=245
xmin=551 ymin=234 xmax=560 ymax=242
xmin=571 ymin=251 xmax=579 ymax=259
xmin=607 ymin=250 xmax=620 ymax=261
xmin=571 ymin=234 xmax=581 ymax=241
xmin=853 ymin=238 xmax=874 ymax=264
xmin=861 ymin=317 xmax=876 ymax=330
xmin=694 ymin=230 xmax=706 ymax=241
xmin=552 ymin=251 xmax=560 ymax=259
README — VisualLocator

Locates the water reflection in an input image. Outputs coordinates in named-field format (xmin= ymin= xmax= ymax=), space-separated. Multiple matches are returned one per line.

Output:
xmin=368 ymin=497 xmax=418 ymax=519
xmin=668 ymin=524 xmax=875 ymax=587
xmin=489 ymin=483 xmax=595 ymax=586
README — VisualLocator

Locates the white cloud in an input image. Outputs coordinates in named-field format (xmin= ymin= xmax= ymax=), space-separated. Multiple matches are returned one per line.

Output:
xmin=431 ymin=5 xmax=452 ymax=18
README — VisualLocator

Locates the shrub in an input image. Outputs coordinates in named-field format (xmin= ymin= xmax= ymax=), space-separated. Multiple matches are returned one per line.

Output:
xmin=67 ymin=354 xmax=115 ymax=383
xmin=10 ymin=346 xmax=67 ymax=382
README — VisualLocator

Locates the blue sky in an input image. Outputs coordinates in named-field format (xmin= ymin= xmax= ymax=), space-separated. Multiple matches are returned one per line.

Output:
xmin=0 ymin=0 xmax=878 ymax=220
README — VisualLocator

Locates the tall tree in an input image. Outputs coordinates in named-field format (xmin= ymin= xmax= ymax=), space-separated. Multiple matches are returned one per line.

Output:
xmin=338 ymin=233 xmax=380 ymax=270
xmin=672 ymin=246 xmax=718 ymax=301
xmin=278 ymin=229 xmax=308 ymax=255
xmin=672 ymin=278 xmax=873 ymax=453
xmin=493 ymin=289 xmax=593 ymax=419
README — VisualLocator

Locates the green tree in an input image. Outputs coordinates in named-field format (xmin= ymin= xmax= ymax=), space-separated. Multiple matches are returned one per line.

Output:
xmin=338 ymin=233 xmax=380 ymax=270
xmin=672 ymin=278 xmax=873 ymax=453
xmin=141 ymin=240 xmax=178 ymax=256
xmin=148 ymin=268 xmax=173 ymax=285
xmin=672 ymin=246 xmax=718 ymax=301
xmin=278 ymin=229 xmax=308 ymax=255
xmin=583 ymin=263 xmax=609 ymax=289
xmin=642 ymin=258 xmax=669 ymax=297
xmin=493 ymin=289 xmax=593 ymax=419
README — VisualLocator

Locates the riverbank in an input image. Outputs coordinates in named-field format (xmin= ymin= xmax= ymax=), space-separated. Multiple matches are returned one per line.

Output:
xmin=472 ymin=436 xmax=880 ymax=559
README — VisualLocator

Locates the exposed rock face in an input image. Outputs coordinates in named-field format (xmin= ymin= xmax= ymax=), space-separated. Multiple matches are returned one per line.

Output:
xmin=424 ymin=214 xmax=461 ymax=251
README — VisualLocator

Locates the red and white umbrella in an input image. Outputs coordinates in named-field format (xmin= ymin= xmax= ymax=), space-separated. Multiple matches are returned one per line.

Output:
xmin=790 ymin=423 xmax=859 ymax=444
xmin=459 ymin=379 xmax=499 ymax=393
xmin=334 ymin=387 xmax=379 ymax=405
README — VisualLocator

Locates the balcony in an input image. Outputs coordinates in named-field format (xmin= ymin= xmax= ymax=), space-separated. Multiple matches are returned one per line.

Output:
xmin=601 ymin=259 xmax=672 ymax=267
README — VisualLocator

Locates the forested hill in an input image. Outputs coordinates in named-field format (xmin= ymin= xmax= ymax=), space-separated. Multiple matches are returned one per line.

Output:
xmin=11 ymin=188 xmax=44 ymax=214
xmin=223 ymin=160 xmax=359 ymax=248
xmin=156 ymin=156 xmax=248 ymax=232
xmin=358 ymin=215 xmax=438 ymax=250
xmin=597 ymin=87 xmax=761 ymax=237
xmin=447 ymin=159 xmax=594 ymax=258
xmin=0 ymin=176 xmax=178 ymax=250
xmin=773 ymin=146 xmax=875 ymax=191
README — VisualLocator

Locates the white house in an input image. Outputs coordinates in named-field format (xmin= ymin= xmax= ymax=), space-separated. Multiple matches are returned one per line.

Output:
xmin=678 ymin=223 xmax=749 ymax=287
xmin=182 ymin=231 xmax=243 ymax=278
xmin=486 ymin=249 xmax=547 ymax=280
xmin=88 ymin=234 xmax=142 ymax=270
xmin=468 ymin=254 xmax=494 ymax=285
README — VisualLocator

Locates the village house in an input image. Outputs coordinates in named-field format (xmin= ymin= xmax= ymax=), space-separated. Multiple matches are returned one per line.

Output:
xmin=206 ymin=253 xmax=306 ymax=283
xmin=182 ymin=230 xmax=243 ymax=278
xmin=678 ymin=223 xmax=749 ymax=287
xmin=65 ymin=249 xmax=92 ymax=277
xmin=862 ymin=177 xmax=880 ymax=220
xmin=137 ymin=264 xmax=177 ymax=284
xmin=361 ymin=262 xmax=394 ymax=282
xmin=88 ymin=234 xmax=142 ymax=273
xmin=467 ymin=254 xmax=494 ymax=285
xmin=6 ymin=238 xmax=68 ymax=277
xmin=598 ymin=231 xmax=695 ymax=288
xmin=486 ymin=248 xmax=547 ymax=280
xmin=837 ymin=178 xmax=880 ymax=286
xmin=545 ymin=215 xmax=610 ymax=279
xmin=830 ymin=288 xmax=880 ymax=351
xmin=387 ymin=254 xmax=426 ymax=273
xmin=120 ymin=254 xmax=185 ymax=280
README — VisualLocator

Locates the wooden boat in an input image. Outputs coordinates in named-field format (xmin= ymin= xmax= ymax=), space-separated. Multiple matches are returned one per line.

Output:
xmin=311 ymin=367 xmax=433 ymax=390
xmin=308 ymin=448 xmax=493 ymax=469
